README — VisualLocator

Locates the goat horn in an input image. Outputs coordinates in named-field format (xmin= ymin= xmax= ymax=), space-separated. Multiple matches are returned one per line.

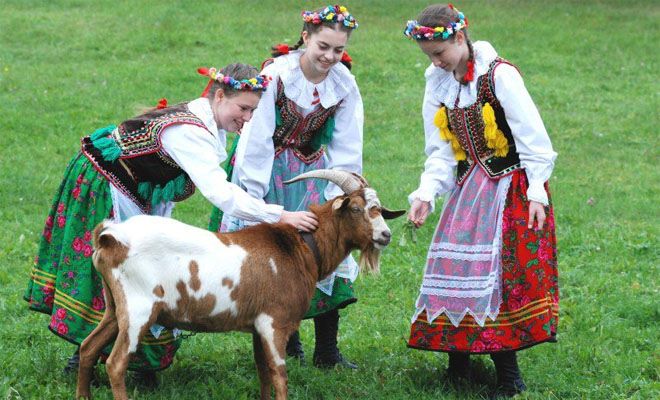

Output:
xmin=283 ymin=169 xmax=368 ymax=194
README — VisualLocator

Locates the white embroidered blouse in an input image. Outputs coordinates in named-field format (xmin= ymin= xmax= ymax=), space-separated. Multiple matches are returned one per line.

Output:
xmin=409 ymin=41 xmax=557 ymax=209
xmin=231 ymin=51 xmax=364 ymax=201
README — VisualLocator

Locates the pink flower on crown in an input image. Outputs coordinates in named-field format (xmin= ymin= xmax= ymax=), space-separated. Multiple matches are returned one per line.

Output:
xmin=84 ymin=230 xmax=92 ymax=242
xmin=57 ymin=215 xmax=66 ymax=228
xmin=56 ymin=308 xmax=67 ymax=320
xmin=72 ymin=186 xmax=81 ymax=199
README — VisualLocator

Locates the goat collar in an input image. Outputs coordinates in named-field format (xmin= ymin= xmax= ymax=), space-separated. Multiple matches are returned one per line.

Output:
xmin=300 ymin=232 xmax=322 ymax=270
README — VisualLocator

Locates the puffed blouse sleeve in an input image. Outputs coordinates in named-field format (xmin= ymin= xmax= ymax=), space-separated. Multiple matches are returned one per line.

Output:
xmin=493 ymin=64 xmax=557 ymax=205
xmin=232 ymin=64 xmax=279 ymax=200
xmin=407 ymin=80 xmax=458 ymax=212
xmin=160 ymin=124 xmax=283 ymax=223
xmin=324 ymin=84 xmax=364 ymax=200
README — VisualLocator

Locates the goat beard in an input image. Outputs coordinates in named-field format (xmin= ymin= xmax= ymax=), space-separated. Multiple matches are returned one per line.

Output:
xmin=358 ymin=245 xmax=381 ymax=275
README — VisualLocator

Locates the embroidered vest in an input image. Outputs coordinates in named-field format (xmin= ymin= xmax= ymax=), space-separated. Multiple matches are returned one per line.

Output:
xmin=447 ymin=58 xmax=521 ymax=184
xmin=272 ymin=79 xmax=342 ymax=164
xmin=81 ymin=103 xmax=212 ymax=212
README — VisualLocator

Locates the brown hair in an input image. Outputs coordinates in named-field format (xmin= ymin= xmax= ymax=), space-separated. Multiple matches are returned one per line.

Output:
xmin=418 ymin=4 xmax=473 ymax=58
xmin=206 ymin=63 xmax=260 ymax=100
xmin=270 ymin=7 xmax=355 ymax=69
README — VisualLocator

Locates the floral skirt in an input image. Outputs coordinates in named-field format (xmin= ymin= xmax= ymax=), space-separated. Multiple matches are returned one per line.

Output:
xmin=408 ymin=169 xmax=559 ymax=354
xmin=219 ymin=148 xmax=357 ymax=319
xmin=24 ymin=152 xmax=181 ymax=370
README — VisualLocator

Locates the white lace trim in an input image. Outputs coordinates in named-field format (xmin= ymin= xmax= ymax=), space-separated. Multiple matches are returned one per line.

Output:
xmin=272 ymin=51 xmax=357 ymax=109
xmin=410 ymin=173 xmax=512 ymax=327
xmin=424 ymin=41 xmax=498 ymax=109
xmin=427 ymin=250 xmax=492 ymax=261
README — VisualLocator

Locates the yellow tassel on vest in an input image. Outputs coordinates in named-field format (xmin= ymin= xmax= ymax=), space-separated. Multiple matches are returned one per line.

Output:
xmin=482 ymin=102 xmax=509 ymax=157
xmin=434 ymin=106 xmax=466 ymax=161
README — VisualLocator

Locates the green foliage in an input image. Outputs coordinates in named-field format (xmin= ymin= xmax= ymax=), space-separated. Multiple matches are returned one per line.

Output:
xmin=1 ymin=0 xmax=658 ymax=399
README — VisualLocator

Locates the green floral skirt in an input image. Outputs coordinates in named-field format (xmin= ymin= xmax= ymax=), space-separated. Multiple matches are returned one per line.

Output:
xmin=24 ymin=152 xmax=181 ymax=371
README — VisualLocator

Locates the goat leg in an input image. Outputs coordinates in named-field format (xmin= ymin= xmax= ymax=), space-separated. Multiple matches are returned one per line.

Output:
xmin=253 ymin=332 xmax=272 ymax=400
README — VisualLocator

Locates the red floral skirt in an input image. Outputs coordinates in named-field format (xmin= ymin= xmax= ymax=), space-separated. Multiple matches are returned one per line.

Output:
xmin=408 ymin=170 xmax=559 ymax=353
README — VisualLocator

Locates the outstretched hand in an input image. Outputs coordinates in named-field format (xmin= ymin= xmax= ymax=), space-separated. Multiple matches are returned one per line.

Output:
xmin=408 ymin=199 xmax=431 ymax=228
xmin=280 ymin=210 xmax=318 ymax=232
xmin=528 ymin=200 xmax=546 ymax=230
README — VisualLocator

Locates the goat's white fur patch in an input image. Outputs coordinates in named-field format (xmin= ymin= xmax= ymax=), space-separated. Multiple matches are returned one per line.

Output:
xmin=269 ymin=258 xmax=278 ymax=274
xmin=363 ymin=188 xmax=390 ymax=247
xmin=107 ymin=215 xmax=248 ymax=348
xmin=254 ymin=313 xmax=285 ymax=366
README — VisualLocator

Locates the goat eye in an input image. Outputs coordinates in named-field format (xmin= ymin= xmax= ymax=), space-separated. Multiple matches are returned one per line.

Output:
xmin=351 ymin=206 xmax=362 ymax=213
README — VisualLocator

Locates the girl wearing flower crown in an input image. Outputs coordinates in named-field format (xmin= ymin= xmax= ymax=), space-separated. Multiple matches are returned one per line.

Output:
xmin=24 ymin=63 xmax=317 ymax=385
xmin=403 ymin=4 xmax=559 ymax=398
xmin=215 ymin=5 xmax=363 ymax=369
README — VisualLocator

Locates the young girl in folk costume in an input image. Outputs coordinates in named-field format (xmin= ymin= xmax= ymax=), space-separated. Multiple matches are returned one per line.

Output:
xmin=24 ymin=63 xmax=317 ymax=384
xmin=403 ymin=4 xmax=558 ymax=398
xmin=218 ymin=5 xmax=363 ymax=369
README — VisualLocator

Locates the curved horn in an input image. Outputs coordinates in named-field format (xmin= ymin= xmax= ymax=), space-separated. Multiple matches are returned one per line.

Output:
xmin=283 ymin=169 xmax=368 ymax=194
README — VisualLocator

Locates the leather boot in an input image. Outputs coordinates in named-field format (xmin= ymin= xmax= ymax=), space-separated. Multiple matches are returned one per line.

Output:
xmin=490 ymin=351 xmax=527 ymax=399
xmin=446 ymin=352 xmax=471 ymax=382
xmin=133 ymin=370 xmax=158 ymax=390
xmin=312 ymin=309 xmax=357 ymax=369
xmin=285 ymin=330 xmax=305 ymax=363
xmin=63 ymin=347 xmax=80 ymax=374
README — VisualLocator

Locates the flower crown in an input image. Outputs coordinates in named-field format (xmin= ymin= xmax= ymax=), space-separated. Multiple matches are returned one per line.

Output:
xmin=197 ymin=67 xmax=271 ymax=91
xmin=404 ymin=5 xmax=468 ymax=41
xmin=302 ymin=5 xmax=358 ymax=29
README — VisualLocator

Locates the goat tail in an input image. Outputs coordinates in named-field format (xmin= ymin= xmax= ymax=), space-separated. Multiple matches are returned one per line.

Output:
xmin=358 ymin=246 xmax=381 ymax=276
xmin=92 ymin=220 xmax=129 ymax=272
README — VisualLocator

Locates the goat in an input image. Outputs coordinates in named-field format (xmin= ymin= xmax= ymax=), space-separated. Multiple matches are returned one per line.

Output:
xmin=76 ymin=170 xmax=404 ymax=400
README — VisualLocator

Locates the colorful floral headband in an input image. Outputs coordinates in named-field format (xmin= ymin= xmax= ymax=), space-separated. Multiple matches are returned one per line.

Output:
xmin=302 ymin=5 xmax=358 ymax=29
xmin=197 ymin=67 xmax=271 ymax=91
xmin=403 ymin=5 xmax=468 ymax=41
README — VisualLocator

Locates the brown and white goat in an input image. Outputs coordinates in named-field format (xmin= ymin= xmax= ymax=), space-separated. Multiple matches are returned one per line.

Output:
xmin=76 ymin=170 xmax=404 ymax=400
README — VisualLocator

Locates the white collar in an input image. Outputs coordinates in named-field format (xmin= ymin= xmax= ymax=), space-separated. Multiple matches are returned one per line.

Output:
xmin=187 ymin=97 xmax=221 ymax=138
xmin=270 ymin=51 xmax=357 ymax=109
xmin=425 ymin=41 xmax=498 ymax=109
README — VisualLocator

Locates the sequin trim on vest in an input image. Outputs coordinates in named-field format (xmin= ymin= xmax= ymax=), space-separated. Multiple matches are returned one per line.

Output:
xmin=81 ymin=103 xmax=211 ymax=212
xmin=447 ymin=58 xmax=522 ymax=184
xmin=272 ymin=79 xmax=342 ymax=164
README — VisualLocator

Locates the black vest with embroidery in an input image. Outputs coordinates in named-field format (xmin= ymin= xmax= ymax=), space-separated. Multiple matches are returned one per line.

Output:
xmin=272 ymin=79 xmax=342 ymax=164
xmin=447 ymin=58 xmax=521 ymax=184
xmin=81 ymin=103 xmax=211 ymax=212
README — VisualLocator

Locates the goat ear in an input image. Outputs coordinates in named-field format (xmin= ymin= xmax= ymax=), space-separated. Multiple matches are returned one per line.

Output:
xmin=332 ymin=197 xmax=350 ymax=211
xmin=382 ymin=207 xmax=406 ymax=220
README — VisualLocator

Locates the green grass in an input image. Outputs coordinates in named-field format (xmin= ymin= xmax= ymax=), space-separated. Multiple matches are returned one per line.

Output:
xmin=1 ymin=0 xmax=658 ymax=399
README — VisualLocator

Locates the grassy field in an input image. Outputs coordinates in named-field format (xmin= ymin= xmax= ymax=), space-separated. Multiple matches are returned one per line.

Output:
xmin=1 ymin=0 xmax=658 ymax=399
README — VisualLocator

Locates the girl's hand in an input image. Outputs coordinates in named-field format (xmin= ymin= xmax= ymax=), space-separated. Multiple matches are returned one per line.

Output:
xmin=280 ymin=210 xmax=318 ymax=232
xmin=528 ymin=200 xmax=546 ymax=230
xmin=408 ymin=199 xmax=431 ymax=228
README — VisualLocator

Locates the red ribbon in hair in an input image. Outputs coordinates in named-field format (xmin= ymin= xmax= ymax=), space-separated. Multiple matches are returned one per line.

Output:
xmin=273 ymin=44 xmax=290 ymax=55
xmin=156 ymin=98 xmax=168 ymax=109
xmin=341 ymin=51 xmax=352 ymax=64
xmin=463 ymin=59 xmax=475 ymax=83
xmin=197 ymin=67 xmax=214 ymax=97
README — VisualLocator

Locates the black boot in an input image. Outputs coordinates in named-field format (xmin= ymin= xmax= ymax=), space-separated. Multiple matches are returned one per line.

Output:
xmin=312 ymin=309 xmax=357 ymax=369
xmin=490 ymin=351 xmax=527 ymax=399
xmin=446 ymin=352 xmax=471 ymax=382
xmin=133 ymin=370 xmax=159 ymax=389
xmin=63 ymin=347 xmax=80 ymax=374
xmin=286 ymin=330 xmax=306 ymax=363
